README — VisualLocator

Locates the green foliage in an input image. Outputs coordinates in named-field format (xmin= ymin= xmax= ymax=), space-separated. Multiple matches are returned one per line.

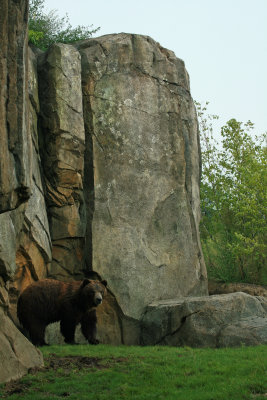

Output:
xmin=196 ymin=101 xmax=267 ymax=284
xmin=29 ymin=0 xmax=100 ymax=50
xmin=1 ymin=344 xmax=267 ymax=399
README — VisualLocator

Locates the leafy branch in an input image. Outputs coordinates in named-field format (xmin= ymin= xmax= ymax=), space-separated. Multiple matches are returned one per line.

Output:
xmin=29 ymin=0 xmax=100 ymax=50
xmin=196 ymin=101 xmax=267 ymax=284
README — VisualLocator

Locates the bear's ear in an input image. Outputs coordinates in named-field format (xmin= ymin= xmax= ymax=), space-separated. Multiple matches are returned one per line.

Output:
xmin=101 ymin=280 xmax=107 ymax=287
xmin=81 ymin=279 xmax=90 ymax=289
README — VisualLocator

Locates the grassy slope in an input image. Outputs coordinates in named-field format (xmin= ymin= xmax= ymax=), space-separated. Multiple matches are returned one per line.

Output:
xmin=1 ymin=344 xmax=267 ymax=400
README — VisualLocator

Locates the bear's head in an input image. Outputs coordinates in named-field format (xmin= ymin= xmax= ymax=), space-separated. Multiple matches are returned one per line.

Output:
xmin=79 ymin=279 xmax=107 ymax=308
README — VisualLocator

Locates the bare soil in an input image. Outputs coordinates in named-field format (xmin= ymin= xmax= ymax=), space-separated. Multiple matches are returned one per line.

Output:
xmin=1 ymin=354 xmax=127 ymax=398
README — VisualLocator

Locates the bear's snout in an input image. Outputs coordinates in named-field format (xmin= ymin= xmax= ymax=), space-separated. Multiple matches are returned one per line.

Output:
xmin=94 ymin=293 xmax=103 ymax=306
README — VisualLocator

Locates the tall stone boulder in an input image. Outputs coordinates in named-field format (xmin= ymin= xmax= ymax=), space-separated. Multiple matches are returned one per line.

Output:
xmin=0 ymin=0 xmax=44 ymax=383
xmin=0 ymin=0 xmax=32 ymax=212
xmin=38 ymin=44 xmax=86 ymax=279
xmin=77 ymin=34 xmax=208 ymax=320
xmin=8 ymin=47 xmax=52 ymax=324
xmin=0 ymin=0 xmax=33 ymax=291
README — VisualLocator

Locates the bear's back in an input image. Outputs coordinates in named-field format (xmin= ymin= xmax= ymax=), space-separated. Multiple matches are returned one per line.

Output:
xmin=17 ymin=279 xmax=81 ymax=325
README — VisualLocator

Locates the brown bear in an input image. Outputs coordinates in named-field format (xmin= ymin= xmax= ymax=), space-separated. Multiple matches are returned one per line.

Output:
xmin=17 ymin=278 xmax=107 ymax=346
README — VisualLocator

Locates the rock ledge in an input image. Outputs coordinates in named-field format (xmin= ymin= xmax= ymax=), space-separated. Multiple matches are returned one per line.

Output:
xmin=141 ymin=292 xmax=267 ymax=347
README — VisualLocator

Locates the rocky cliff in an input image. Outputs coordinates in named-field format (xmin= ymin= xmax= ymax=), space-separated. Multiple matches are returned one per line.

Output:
xmin=40 ymin=35 xmax=208 ymax=344
xmin=0 ymin=0 xmax=44 ymax=383
xmin=0 ymin=30 xmax=207 ymax=379
xmin=0 ymin=1 xmax=209 ymax=383
xmin=1 ymin=3 xmax=267 ymax=385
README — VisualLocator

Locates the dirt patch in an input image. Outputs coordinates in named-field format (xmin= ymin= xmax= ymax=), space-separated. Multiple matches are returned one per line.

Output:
xmin=1 ymin=354 xmax=128 ymax=398
xmin=44 ymin=353 xmax=104 ymax=371
xmin=1 ymin=381 xmax=32 ymax=398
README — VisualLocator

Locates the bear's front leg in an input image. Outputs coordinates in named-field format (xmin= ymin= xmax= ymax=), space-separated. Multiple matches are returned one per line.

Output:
xmin=81 ymin=309 xmax=99 ymax=345
xmin=60 ymin=318 xmax=77 ymax=344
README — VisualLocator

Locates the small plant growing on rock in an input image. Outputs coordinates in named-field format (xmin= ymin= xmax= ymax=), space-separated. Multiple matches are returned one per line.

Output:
xmin=29 ymin=0 xmax=99 ymax=50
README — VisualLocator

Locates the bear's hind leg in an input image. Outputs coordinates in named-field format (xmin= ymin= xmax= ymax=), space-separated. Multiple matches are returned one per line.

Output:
xmin=60 ymin=319 xmax=76 ymax=344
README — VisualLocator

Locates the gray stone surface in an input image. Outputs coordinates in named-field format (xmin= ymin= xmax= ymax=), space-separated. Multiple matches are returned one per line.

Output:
xmin=77 ymin=33 xmax=207 ymax=320
xmin=0 ymin=212 xmax=17 ymax=279
xmin=0 ymin=0 xmax=32 ymax=212
xmin=0 ymin=308 xmax=43 ymax=384
xmin=24 ymin=48 xmax=52 ymax=269
xmin=38 ymin=43 xmax=86 ymax=279
xmin=141 ymin=292 xmax=267 ymax=347
xmin=5 ymin=45 xmax=52 ymax=328
xmin=0 ymin=3 xmax=43 ymax=381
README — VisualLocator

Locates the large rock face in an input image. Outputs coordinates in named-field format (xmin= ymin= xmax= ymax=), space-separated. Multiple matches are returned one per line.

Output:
xmin=0 ymin=0 xmax=44 ymax=384
xmin=8 ymin=47 xmax=52 ymax=325
xmin=0 ymin=308 xmax=43 ymax=384
xmin=141 ymin=292 xmax=267 ymax=347
xmin=0 ymin=0 xmax=31 ymax=212
xmin=38 ymin=43 xmax=86 ymax=279
xmin=1 ymin=22 xmax=266 ymax=382
xmin=77 ymin=34 xmax=207 ymax=319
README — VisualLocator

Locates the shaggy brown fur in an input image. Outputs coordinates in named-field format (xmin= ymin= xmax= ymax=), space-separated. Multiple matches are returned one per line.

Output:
xmin=17 ymin=278 xmax=107 ymax=346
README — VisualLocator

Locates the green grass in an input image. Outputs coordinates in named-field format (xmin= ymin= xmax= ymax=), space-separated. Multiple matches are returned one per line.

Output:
xmin=1 ymin=344 xmax=267 ymax=400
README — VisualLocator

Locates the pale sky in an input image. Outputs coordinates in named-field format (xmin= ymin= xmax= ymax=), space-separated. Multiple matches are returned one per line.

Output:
xmin=43 ymin=0 xmax=267 ymax=136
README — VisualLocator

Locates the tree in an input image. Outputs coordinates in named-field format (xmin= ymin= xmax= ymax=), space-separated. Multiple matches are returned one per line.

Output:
xmin=29 ymin=0 xmax=100 ymax=50
xmin=196 ymin=102 xmax=267 ymax=285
